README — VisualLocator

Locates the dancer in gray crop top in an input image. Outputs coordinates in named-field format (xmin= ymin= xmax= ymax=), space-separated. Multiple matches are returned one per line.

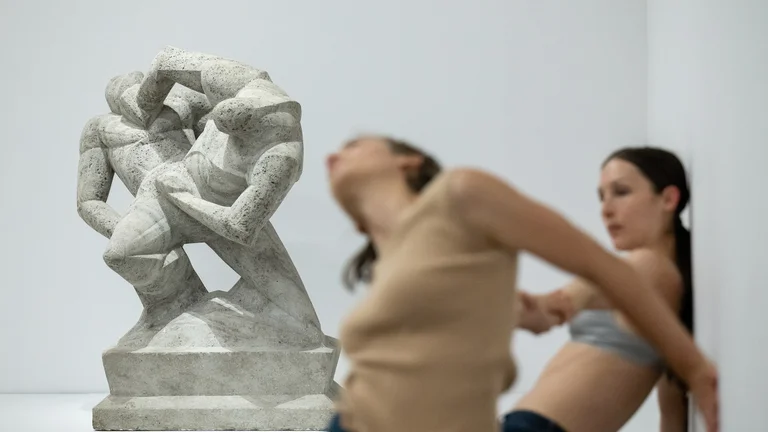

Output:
xmin=504 ymin=146 xmax=706 ymax=432
xmin=569 ymin=309 xmax=664 ymax=371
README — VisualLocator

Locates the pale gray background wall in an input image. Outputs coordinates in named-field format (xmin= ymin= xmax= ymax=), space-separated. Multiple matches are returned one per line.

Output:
xmin=648 ymin=0 xmax=768 ymax=430
xmin=0 ymin=0 xmax=653 ymax=425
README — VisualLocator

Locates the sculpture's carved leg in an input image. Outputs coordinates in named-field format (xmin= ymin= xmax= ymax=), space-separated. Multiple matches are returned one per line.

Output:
xmin=207 ymin=222 xmax=324 ymax=345
xmin=103 ymin=185 xmax=208 ymax=328
xmin=117 ymin=256 xmax=208 ymax=348
xmin=103 ymin=204 xmax=178 ymax=290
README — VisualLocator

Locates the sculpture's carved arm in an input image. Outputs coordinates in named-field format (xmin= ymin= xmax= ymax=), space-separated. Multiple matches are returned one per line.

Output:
xmin=161 ymin=142 xmax=301 ymax=247
xmin=228 ymin=142 xmax=301 ymax=244
xmin=137 ymin=46 xmax=267 ymax=116
xmin=138 ymin=46 xmax=225 ymax=112
xmin=163 ymin=85 xmax=214 ymax=138
xmin=77 ymin=117 xmax=121 ymax=238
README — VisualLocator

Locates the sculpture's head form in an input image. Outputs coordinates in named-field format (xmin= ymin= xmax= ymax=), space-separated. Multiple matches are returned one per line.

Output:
xmin=105 ymin=71 xmax=144 ymax=114
xmin=326 ymin=135 xmax=442 ymax=289
xmin=211 ymin=78 xmax=302 ymax=138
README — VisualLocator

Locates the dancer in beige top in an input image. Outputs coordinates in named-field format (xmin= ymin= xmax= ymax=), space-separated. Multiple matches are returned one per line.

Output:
xmin=323 ymin=135 xmax=718 ymax=432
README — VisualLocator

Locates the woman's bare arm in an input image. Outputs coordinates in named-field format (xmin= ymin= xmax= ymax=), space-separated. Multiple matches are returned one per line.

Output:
xmin=658 ymin=376 xmax=689 ymax=432
xmin=540 ymin=278 xmax=601 ymax=322
xmin=514 ymin=278 xmax=599 ymax=331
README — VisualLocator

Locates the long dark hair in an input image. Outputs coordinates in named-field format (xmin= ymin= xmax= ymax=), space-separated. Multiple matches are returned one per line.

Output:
xmin=342 ymin=137 xmax=442 ymax=290
xmin=604 ymin=147 xmax=692 ymax=384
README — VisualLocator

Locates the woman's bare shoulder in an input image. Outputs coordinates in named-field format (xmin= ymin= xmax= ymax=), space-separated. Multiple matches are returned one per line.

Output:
xmin=439 ymin=167 xmax=522 ymax=210
xmin=624 ymin=248 xmax=683 ymax=304
xmin=625 ymin=249 xmax=681 ymax=281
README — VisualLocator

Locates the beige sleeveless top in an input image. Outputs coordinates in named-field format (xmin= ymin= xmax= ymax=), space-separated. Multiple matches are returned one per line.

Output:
xmin=336 ymin=172 xmax=520 ymax=432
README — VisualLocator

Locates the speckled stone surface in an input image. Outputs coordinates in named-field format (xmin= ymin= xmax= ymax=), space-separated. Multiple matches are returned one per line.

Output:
xmin=80 ymin=47 xmax=339 ymax=431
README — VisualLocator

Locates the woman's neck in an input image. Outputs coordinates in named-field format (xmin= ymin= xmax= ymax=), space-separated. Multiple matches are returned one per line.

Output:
xmin=648 ymin=232 xmax=677 ymax=261
xmin=354 ymin=180 xmax=418 ymax=249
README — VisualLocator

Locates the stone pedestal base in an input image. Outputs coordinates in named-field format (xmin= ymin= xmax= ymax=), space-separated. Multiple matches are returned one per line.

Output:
xmin=100 ymin=345 xmax=337 ymax=397
xmin=92 ymin=326 xmax=341 ymax=431
xmin=93 ymin=389 xmax=339 ymax=431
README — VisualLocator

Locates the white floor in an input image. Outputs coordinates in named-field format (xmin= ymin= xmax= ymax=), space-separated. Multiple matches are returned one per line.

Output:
xmin=0 ymin=393 xmax=659 ymax=431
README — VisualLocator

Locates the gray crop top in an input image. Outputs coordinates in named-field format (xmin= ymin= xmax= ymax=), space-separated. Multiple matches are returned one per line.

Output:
xmin=569 ymin=310 xmax=664 ymax=371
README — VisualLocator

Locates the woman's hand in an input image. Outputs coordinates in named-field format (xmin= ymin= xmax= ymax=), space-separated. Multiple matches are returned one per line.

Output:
xmin=516 ymin=291 xmax=569 ymax=334
xmin=688 ymin=360 xmax=719 ymax=432
xmin=540 ymin=289 xmax=576 ymax=323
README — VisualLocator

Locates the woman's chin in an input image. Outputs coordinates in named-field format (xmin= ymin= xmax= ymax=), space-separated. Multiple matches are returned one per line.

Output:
xmin=610 ymin=237 xmax=632 ymax=251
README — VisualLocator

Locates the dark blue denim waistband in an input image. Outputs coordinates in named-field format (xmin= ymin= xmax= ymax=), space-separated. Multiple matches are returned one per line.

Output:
xmin=326 ymin=413 xmax=346 ymax=432
xmin=325 ymin=410 xmax=567 ymax=431
xmin=501 ymin=410 xmax=567 ymax=432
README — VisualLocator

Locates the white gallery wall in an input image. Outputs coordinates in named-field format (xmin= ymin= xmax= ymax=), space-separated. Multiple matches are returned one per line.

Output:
xmin=648 ymin=0 xmax=768 ymax=430
xmin=0 ymin=0 xmax=650 ymax=423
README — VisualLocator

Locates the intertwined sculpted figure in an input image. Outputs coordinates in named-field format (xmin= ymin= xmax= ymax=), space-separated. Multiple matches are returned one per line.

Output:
xmin=78 ymin=46 xmax=323 ymax=350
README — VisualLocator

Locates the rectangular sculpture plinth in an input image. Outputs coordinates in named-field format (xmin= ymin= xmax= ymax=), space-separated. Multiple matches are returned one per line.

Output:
xmin=93 ymin=337 xmax=342 ymax=430
xmin=93 ymin=391 xmax=339 ymax=431
xmin=103 ymin=346 xmax=337 ymax=397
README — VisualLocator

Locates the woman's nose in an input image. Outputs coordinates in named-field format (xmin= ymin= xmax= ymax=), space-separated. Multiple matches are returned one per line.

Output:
xmin=326 ymin=153 xmax=338 ymax=170
xmin=601 ymin=198 xmax=615 ymax=219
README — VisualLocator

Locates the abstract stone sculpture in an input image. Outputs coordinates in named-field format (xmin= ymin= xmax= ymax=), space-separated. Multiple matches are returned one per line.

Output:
xmin=77 ymin=46 xmax=339 ymax=431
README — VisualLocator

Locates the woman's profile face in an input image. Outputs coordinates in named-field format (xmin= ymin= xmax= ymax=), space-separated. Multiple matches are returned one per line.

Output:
xmin=599 ymin=158 xmax=677 ymax=250
xmin=326 ymin=136 xmax=411 ymax=204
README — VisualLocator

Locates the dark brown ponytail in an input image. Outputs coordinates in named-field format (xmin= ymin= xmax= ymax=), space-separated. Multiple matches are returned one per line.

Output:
xmin=674 ymin=217 xmax=693 ymax=335
xmin=342 ymin=138 xmax=442 ymax=290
